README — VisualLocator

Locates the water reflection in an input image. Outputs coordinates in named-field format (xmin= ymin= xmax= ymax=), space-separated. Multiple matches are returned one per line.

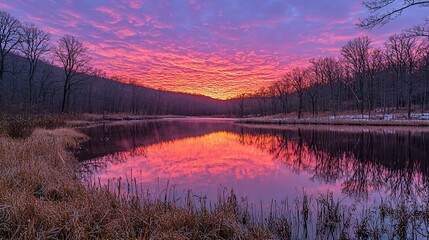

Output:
xmin=77 ymin=119 xmax=429 ymax=204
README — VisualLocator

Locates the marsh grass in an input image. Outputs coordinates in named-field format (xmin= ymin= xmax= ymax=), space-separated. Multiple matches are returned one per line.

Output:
xmin=1 ymin=126 xmax=429 ymax=239
xmin=0 ymin=114 xmax=66 ymax=138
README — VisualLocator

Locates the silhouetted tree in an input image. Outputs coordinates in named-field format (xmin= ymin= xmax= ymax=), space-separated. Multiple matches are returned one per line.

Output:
xmin=286 ymin=67 xmax=308 ymax=119
xmin=418 ymin=39 xmax=429 ymax=112
xmin=311 ymin=57 xmax=342 ymax=116
xmin=268 ymin=84 xmax=279 ymax=115
xmin=19 ymin=23 xmax=50 ymax=107
xmin=255 ymin=87 xmax=268 ymax=116
xmin=307 ymin=62 xmax=321 ymax=116
xmin=368 ymin=48 xmax=387 ymax=115
xmin=238 ymin=93 xmax=246 ymax=117
xmin=385 ymin=34 xmax=424 ymax=118
xmin=37 ymin=61 xmax=57 ymax=113
xmin=0 ymin=11 xmax=21 ymax=108
xmin=53 ymin=34 xmax=91 ymax=113
xmin=359 ymin=0 xmax=429 ymax=29
xmin=274 ymin=78 xmax=291 ymax=114
xmin=341 ymin=36 xmax=372 ymax=116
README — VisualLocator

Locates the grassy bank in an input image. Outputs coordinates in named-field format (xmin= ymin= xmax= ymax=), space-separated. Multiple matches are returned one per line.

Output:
xmin=67 ymin=113 xmax=181 ymax=128
xmin=1 ymin=117 xmax=429 ymax=239
xmin=237 ymin=114 xmax=429 ymax=127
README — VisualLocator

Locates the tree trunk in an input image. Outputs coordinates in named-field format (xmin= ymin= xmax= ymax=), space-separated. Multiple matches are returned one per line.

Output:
xmin=297 ymin=92 xmax=303 ymax=119
xmin=61 ymin=79 xmax=68 ymax=114
xmin=28 ymin=63 xmax=35 ymax=107
xmin=0 ymin=59 xmax=4 ymax=110
xmin=408 ymin=81 xmax=412 ymax=119
xmin=311 ymin=98 xmax=316 ymax=116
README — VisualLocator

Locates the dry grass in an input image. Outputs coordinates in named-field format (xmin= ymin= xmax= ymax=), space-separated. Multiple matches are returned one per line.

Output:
xmin=0 ymin=114 xmax=66 ymax=138
xmin=65 ymin=113 xmax=176 ymax=128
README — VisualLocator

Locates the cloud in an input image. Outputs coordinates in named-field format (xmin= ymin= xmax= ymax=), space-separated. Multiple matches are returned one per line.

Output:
xmin=3 ymin=0 xmax=427 ymax=99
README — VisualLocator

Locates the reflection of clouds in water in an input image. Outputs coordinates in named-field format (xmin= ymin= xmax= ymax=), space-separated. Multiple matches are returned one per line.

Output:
xmin=79 ymin=120 xmax=429 ymax=205
xmin=95 ymin=131 xmax=280 ymax=186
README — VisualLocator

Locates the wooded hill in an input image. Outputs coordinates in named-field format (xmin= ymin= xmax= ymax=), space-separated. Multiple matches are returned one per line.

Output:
xmin=1 ymin=53 xmax=236 ymax=116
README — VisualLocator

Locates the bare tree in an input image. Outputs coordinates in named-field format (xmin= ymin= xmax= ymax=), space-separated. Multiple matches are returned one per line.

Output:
xmin=53 ymin=34 xmax=91 ymax=113
xmin=386 ymin=34 xmax=425 ymax=118
xmin=364 ymin=48 xmax=385 ymax=117
xmin=37 ymin=61 xmax=58 ymax=112
xmin=255 ymin=87 xmax=268 ymax=116
xmin=368 ymin=48 xmax=387 ymax=115
xmin=310 ymin=57 xmax=343 ymax=116
xmin=0 ymin=11 xmax=21 ymax=107
xmin=274 ymin=78 xmax=291 ymax=115
xmin=19 ymin=23 xmax=50 ymax=107
xmin=305 ymin=70 xmax=320 ymax=116
xmin=359 ymin=0 xmax=429 ymax=38
xmin=341 ymin=36 xmax=372 ymax=116
xmin=324 ymin=57 xmax=343 ymax=116
xmin=285 ymin=67 xmax=308 ymax=119
xmin=408 ymin=19 xmax=429 ymax=37
xmin=268 ymin=84 xmax=280 ymax=115
xmin=86 ymin=68 xmax=105 ymax=113
xmin=237 ymin=93 xmax=246 ymax=117
xmin=8 ymin=56 xmax=25 ymax=109
xmin=359 ymin=0 xmax=429 ymax=28
xmin=418 ymin=39 xmax=429 ymax=112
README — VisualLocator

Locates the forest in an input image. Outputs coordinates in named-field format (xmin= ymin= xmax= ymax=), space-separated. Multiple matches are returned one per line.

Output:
xmin=247 ymin=35 xmax=429 ymax=119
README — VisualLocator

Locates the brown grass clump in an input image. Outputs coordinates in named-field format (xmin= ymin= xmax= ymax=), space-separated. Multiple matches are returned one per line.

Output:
xmin=0 ymin=114 xmax=66 ymax=139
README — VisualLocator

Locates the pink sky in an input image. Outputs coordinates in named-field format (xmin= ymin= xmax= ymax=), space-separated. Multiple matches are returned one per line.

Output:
xmin=1 ymin=0 xmax=427 ymax=99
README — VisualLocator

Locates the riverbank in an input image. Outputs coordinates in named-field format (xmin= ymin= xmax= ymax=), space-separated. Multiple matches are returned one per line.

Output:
xmin=1 ymin=115 xmax=429 ymax=238
xmin=237 ymin=112 xmax=429 ymax=127
xmin=66 ymin=113 xmax=184 ymax=127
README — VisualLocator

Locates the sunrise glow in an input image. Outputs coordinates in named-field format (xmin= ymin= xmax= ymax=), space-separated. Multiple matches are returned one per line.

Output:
xmin=1 ymin=1 xmax=427 ymax=99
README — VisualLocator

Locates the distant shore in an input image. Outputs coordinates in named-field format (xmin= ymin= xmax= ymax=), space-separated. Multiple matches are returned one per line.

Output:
xmin=236 ymin=112 xmax=429 ymax=127
xmin=67 ymin=112 xmax=429 ymax=128
xmin=66 ymin=113 xmax=184 ymax=127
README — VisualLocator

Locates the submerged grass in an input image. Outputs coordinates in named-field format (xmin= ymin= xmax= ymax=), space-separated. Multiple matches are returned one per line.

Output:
xmin=1 ymin=125 xmax=429 ymax=239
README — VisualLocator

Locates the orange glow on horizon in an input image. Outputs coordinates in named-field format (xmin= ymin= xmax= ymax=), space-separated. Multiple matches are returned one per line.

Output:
xmin=92 ymin=49 xmax=287 ymax=100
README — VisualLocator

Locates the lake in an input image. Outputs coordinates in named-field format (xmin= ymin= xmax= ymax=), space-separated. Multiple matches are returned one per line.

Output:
xmin=77 ymin=118 xmax=429 ymax=208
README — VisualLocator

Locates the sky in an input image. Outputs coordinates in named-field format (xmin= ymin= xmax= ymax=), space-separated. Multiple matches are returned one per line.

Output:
xmin=0 ymin=0 xmax=427 ymax=99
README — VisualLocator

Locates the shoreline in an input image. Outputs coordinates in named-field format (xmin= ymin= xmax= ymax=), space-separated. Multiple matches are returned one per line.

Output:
xmin=67 ymin=112 xmax=429 ymax=128
xmin=66 ymin=114 xmax=176 ymax=127
xmin=235 ymin=115 xmax=429 ymax=127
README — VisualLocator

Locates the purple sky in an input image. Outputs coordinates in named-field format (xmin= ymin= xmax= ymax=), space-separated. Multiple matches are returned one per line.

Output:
xmin=1 ymin=0 xmax=427 ymax=99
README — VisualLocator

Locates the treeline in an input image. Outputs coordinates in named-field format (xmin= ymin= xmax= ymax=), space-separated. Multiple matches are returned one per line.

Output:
xmin=242 ymin=35 xmax=429 ymax=119
xmin=0 ymin=10 xmax=231 ymax=116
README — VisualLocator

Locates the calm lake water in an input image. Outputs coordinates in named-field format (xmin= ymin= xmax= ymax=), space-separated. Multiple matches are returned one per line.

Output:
xmin=77 ymin=118 xmax=429 ymax=207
